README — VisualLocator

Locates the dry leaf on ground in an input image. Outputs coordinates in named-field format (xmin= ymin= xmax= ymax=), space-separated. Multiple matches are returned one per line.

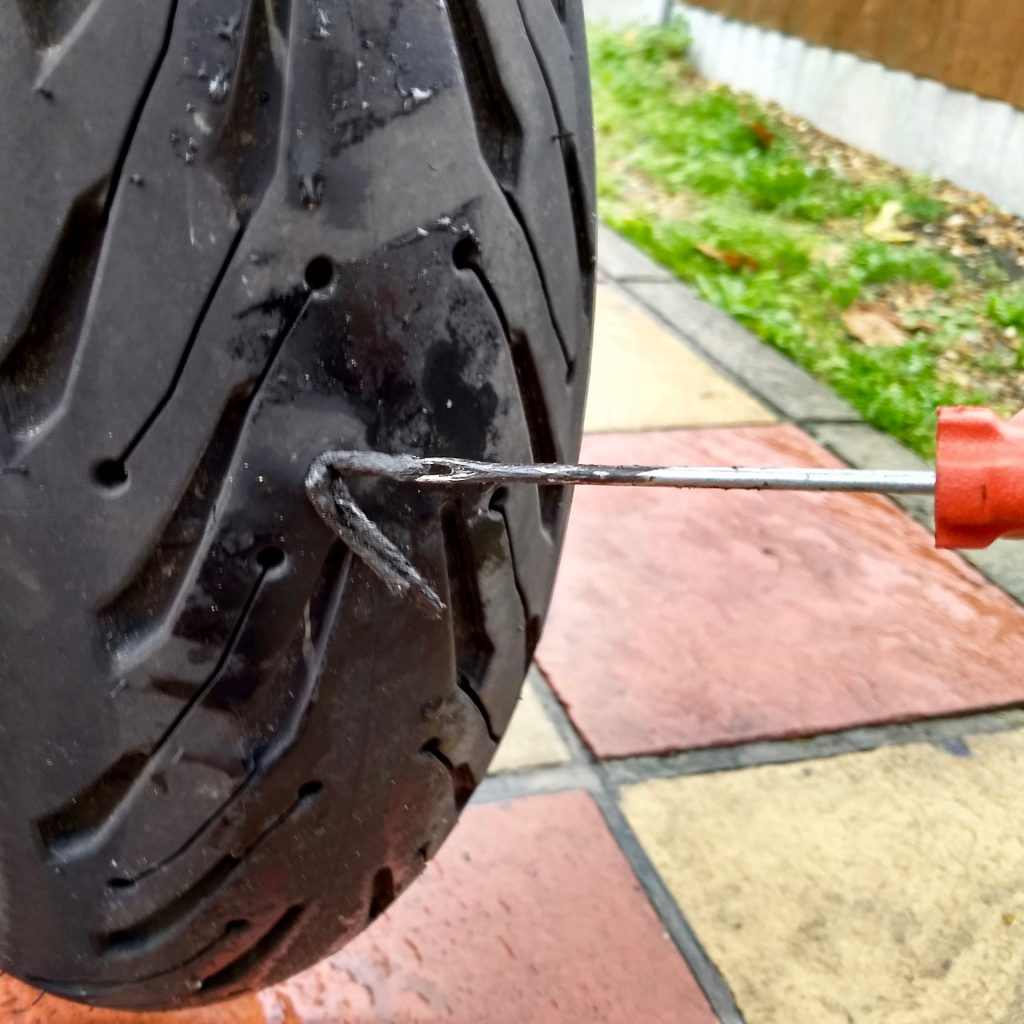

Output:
xmin=863 ymin=200 xmax=915 ymax=244
xmin=746 ymin=119 xmax=775 ymax=149
xmin=843 ymin=302 xmax=909 ymax=347
xmin=696 ymin=243 xmax=760 ymax=272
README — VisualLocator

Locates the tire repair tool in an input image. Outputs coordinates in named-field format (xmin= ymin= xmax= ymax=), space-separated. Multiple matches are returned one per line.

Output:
xmin=307 ymin=406 xmax=1024 ymax=615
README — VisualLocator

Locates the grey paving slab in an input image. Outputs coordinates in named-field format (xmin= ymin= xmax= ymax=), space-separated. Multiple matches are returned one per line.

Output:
xmin=960 ymin=542 xmax=1024 ymax=607
xmin=596 ymin=224 xmax=675 ymax=283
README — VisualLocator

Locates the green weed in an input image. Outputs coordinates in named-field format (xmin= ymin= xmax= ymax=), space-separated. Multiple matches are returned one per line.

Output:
xmin=590 ymin=19 xmax=1009 ymax=458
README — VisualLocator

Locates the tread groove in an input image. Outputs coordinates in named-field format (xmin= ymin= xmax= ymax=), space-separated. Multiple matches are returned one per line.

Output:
xmin=198 ymin=905 xmax=303 ymax=994
xmin=100 ymin=785 xmax=319 ymax=955
xmin=0 ymin=180 xmax=108 ymax=445
xmin=460 ymin=256 xmax=562 ymax=528
xmin=367 ymin=868 xmax=396 ymax=923
xmin=504 ymin=194 xmax=575 ymax=372
xmin=99 ymin=0 xmax=181 ymax=226
xmin=459 ymin=677 xmax=500 ymax=745
xmin=422 ymin=740 xmax=476 ymax=813
xmin=105 ymin=858 xmax=237 ymax=955
xmin=441 ymin=505 xmax=500 ymax=743
xmin=99 ymin=392 xmax=249 ymax=656
xmin=111 ymin=546 xmax=352 ymax=888
xmin=210 ymin=0 xmax=292 ymax=217
xmin=487 ymin=497 xmax=535 ymax=668
xmin=514 ymin=0 xmax=596 ymax=291
xmin=445 ymin=0 xmax=572 ymax=370
xmin=251 ymin=546 xmax=354 ymax=769
xmin=29 ymin=922 xmax=252 ymax=1001
xmin=100 ymin=292 xmax=308 ymax=661
xmin=444 ymin=0 xmax=522 ymax=187
xmin=41 ymin=572 xmax=267 ymax=859
xmin=306 ymin=543 xmax=353 ymax=651
xmin=564 ymin=137 xmax=597 ymax=291
xmin=37 ymin=751 xmax=147 ymax=853
xmin=116 ymin=226 xmax=246 ymax=465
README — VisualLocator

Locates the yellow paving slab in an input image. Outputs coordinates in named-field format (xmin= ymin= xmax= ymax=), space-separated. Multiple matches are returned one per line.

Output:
xmin=489 ymin=670 xmax=571 ymax=774
xmin=622 ymin=731 xmax=1024 ymax=1024
xmin=585 ymin=285 xmax=775 ymax=433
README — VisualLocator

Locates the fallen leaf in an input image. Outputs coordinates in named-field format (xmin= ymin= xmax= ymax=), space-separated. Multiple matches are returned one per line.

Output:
xmin=696 ymin=243 xmax=760 ymax=272
xmin=746 ymin=119 xmax=775 ymax=149
xmin=864 ymin=200 xmax=914 ymax=244
xmin=843 ymin=302 xmax=909 ymax=346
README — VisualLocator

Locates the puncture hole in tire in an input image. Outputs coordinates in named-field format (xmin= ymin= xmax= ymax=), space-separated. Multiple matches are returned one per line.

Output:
xmin=256 ymin=546 xmax=286 ymax=572
xmin=304 ymin=255 xmax=334 ymax=291
xmin=452 ymin=236 xmax=480 ymax=269
xmin=489 ymin=487 xmax=508 ymax=511
xmin=298 ymin=781 xmax=323 ymax=799
xmin=94 ymin=459 xmax=128 ymax=490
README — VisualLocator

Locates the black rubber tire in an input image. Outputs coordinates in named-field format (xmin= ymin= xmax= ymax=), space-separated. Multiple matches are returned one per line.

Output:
xmin=0 ymin=0 xmax=594 ymax=1010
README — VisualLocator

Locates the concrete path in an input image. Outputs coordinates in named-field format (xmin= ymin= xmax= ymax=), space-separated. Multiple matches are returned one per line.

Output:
xmin=11 ymin=228 xmax=1024 ymax=1023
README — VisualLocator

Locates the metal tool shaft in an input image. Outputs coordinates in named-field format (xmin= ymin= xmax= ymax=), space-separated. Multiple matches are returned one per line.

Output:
xmin=322 ymin=451 xmax=937 ymax=497
xmin=308 ymin=451 xmax=937 ymax=615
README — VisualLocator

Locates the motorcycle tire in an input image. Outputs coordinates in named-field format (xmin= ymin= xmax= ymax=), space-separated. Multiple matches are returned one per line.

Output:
xmin=0 ymin=0 xmax=594 ymax=1009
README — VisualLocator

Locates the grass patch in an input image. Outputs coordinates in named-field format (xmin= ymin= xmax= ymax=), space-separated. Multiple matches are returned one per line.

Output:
xmin=592 ymin=18 xmax=1024 ymax=458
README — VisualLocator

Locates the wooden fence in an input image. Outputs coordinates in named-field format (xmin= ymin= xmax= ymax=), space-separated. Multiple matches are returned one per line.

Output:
xmin=683 ymin=0 xmax=1024 ymax=109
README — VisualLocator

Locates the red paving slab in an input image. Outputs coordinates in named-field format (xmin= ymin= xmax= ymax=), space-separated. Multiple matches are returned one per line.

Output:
xmin=537 ymin=425 xmax=1024 ymax=758
xmin=3 ymin=792 xmax=715 ymax=1024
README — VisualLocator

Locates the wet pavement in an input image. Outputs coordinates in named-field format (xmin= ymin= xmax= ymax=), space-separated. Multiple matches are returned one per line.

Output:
xmin=539 ymin=425 xmax=1024 ymax=757
xmin=10 ymin=228 xmax=1024 ymax=1022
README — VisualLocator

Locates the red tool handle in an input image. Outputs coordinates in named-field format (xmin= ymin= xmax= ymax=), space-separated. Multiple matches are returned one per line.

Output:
xmin=935 ymin=407 xmax=1024 ymax=549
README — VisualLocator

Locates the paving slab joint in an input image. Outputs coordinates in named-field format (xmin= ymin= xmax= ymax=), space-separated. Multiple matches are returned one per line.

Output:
xmin=603 ymin=707 xmax=1024 ymax=788
xmin=591 ymin=787 xmax=748 ymax=1023
xmin=524 ymin=665 xmax=749 ymax=1023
